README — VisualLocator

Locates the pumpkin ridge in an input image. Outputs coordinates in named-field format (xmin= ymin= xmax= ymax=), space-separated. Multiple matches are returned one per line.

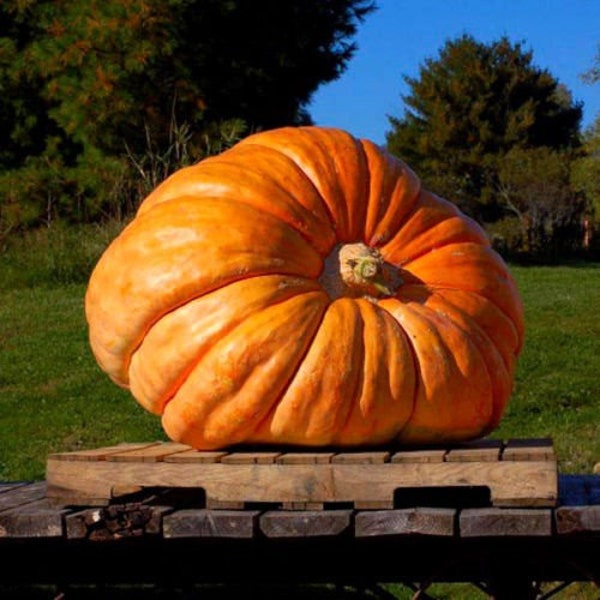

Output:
xmin=240 ymin=140 xmax=340 ymax=243
xmin=401 ymin=282 xmax=523 ymax=355
xmin=239 ymin=127 xmax=362 ymax=240
xmin=248 ymin=295 xmax=331 ymax=443
xmin=387 ymin=304 xmax=423 ymax=443
xmin=129 ymin=275 xmax=326 ymax=415
xmin=389 ymin=299 xmax=494 ymax=443
xmin=405 ymin=295 xmax=510 ymax=428
xmin=400 ymin=242 xmax=525 ymax=349
xmin=159 ymin=289 xmax=329 ymax=424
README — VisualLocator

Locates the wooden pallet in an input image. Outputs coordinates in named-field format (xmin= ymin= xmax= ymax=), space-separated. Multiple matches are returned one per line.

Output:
xmin=45 ymin=438 xmax=558 ymax=509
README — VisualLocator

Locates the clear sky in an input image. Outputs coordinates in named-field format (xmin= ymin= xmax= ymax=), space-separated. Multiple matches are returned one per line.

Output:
xmin=308 ymin=0 xmax=600 ymax=145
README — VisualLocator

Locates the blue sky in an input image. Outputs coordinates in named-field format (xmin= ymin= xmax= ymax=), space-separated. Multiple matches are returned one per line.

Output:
xmin=308 ymin=0 xmax=600 ymax=145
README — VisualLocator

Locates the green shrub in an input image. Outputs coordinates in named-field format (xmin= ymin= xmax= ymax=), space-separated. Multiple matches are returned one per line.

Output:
xmin=0 ymin=220 xmax=126 ymax=289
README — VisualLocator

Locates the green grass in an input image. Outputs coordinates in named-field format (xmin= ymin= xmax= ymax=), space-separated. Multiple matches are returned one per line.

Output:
xmin=0 ymin=224 xmax=599 ymax=479
xmin=494 ymin=263 xmax=600 ymax=473
xmin=0 ymin=284 xmax=165 ymax=481
xmin=0 ymin=227 xmax=598 ymax=599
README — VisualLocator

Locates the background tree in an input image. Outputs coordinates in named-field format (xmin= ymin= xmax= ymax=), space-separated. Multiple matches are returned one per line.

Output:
xmin=571 ymin=119 xmax=600 ymax=254
xmin=494 ymin=147 xmax=585 ymax=262
xmin=0 ymin=0 xmax=375 ymax=235
xmin=385 ymin=34 xmax=582 ymax=223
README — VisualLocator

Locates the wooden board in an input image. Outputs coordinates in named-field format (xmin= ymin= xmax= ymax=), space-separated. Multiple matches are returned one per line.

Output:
xmin=45 ymin=438 xmax=559 ymax=509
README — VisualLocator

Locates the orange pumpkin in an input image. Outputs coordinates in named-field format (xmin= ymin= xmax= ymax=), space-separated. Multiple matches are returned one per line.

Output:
xmin=85 ymin=126 xmax=525 ymax=449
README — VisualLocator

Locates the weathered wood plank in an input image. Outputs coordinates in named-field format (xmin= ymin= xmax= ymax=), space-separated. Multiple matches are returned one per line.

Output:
xmin=276 ymin=453 xmax=335 ymax=465
xmin=163 ymin=509 xmax=259 ymax=538
xmin=502 ymin=438 xmax=556 ymax=461
xmin=331 ymin=451 xmax=391 ymax=464
xmin=45 ymin=455 xmax=558 ymax=507
xmin=445 ymin=439 xmax=503 ymax=462
xmin=48 ymin=442 xmax=159 ymax=461
xmin=0 ymin=482 xmax=29 ymax=495
xmin=555 ymin=506 xmax=600 ymax=534
xmin=460 ymin=508 xmax=553 ymax=537
xmin=390 ymin=449 xmax=447 ymax=463
xmin=281 ymin=501 xmax=325 ymax=510
xmin=220 ymin=452 xmax=282 ymax=464
xmin=0 ymin=481 xmax=47 ymax=512
xmin=355 ymin=508 xmax=456 ymax=537
xmin=105 ymin=443 xmax=192 ymax=462
xmin=0 ymin=499 xmax=68 ymax=538
xmin=164 ymin=450 xmax=228 ymax=464
xmin=260 ymin=510 xmax=352 ymax=538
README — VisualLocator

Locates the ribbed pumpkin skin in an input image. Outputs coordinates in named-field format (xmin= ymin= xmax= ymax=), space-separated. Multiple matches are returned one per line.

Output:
xmin=85 ymin=126 xmax=525 ymax=449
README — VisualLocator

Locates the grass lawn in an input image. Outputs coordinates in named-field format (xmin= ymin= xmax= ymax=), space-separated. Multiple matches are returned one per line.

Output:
xmin=1 ymin=260 xmax=598 ymax=480
xmin=0 ymin=232 xmax=598 ymax=599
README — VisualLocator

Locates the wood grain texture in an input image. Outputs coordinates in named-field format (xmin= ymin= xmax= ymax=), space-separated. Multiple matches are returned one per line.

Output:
xmin=46 ymin=454 xmax=558 ymax=507
xmin=355 ymin=508 xmax=456 ymax=537
xmin=260 ymin=510 xmax=352 ymax=537
xmin=0 ymin=498 xmax=68 ymax=538
xmin=163 ymin=509 xmax=260 ymax=538
xmin=460 ymin=508 xmax=553 ymax=537
xmin=555 ymin=506 xmax=600 ymax=534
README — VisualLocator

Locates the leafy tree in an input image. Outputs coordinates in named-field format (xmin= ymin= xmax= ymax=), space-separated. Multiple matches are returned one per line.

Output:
xmin=0 ymin=0 xmax=375 ymax=235
xmin=493 ymin=147 xmax=585 ymax=261
xmin=386 ymin=34 xmax=582 ymax=221
xmin=581 ymin=42 xmax=600 ymax=84
xmin=571 ymin=119 xmax=600 ymax=254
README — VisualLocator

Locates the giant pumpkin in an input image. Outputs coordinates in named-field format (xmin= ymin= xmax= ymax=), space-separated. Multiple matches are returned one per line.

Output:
xmin=85 ymin=126 xmax=524 ymax=449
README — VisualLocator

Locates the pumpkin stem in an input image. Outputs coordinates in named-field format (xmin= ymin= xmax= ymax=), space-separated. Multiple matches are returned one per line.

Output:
xmin=319 ymin=242 xmax=403 ymax=300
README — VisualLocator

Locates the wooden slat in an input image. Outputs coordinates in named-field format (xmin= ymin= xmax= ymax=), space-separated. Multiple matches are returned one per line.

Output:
xmin=48 ymin=442 xmax=160 ymax=461
xmin=276 ymin=452 xmax=335 ymax=465
xmin=445 ymin=439 xmax=503 ymax=462
xmin=163 ymin=509 xmax=259 ymax=538
xmin=0 ymin=482 xmax=47 ymax=512
xmin=355 ymin=508 xmax=456 ymax=537
xmin=460 ymin=508 xmax=553 ymax=537
xmin=281 ymin=502 xmax=325 ymax=510
xmin=260 ymin=510 xmax=352 ymax=538
xmin=164 ymin=450 xmax=228 ymax=464
xmin=105 ymin=443 xmax=192 ymax=462
xmin=331 ymin=451 xmax=390 ymax=464
xmin=220 ymin=452 xmax=281 ymax=464
xmin=0 ymin=499 xmax=68 ymax=538
xmin=555 ymin=506 xmax=600 ymax=534
xmin=502 ymin=438 xmax=556 ymax=461
xmin=0 ymin=482 xmax=29 ymax=494
xmin=390 ymin=449 xmax=447 ymax=463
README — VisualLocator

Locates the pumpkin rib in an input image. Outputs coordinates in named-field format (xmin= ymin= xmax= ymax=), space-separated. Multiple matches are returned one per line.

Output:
xmin=137 ymin=145 xmax=337 ymax=257
xmin=398 ymin=282 xmax=524 ymax=359
xmin=360 ymin=139 xmax=422 ymax=248
xmin=161 ymin=289 xmax=330 ymax=448
xmin=128 ymin=274 xmax=326 ymax=416
xmin=86 ymin=195 xmax=323 ymax=386
xmin=248 ymin=296 xmax=332 ymax=443
xmin=239 ymin=126 xmax=371 ymax=242
xmin=394 ymin=287 xmax=514 ymax=430
xmin=333 ymin=298 xmax=417 ymax=445
xmin=397 ymin=242 xmax=525 ymax=352
xmin=431 ymin=287 xmax=521 ymax=372
xmin=380 ymin=190 xmax=490 ymax=268
xmin=381 ymin=297 xmax=495 ymax=444
xmin=263 ymin=298 xmax=365 ymax=446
